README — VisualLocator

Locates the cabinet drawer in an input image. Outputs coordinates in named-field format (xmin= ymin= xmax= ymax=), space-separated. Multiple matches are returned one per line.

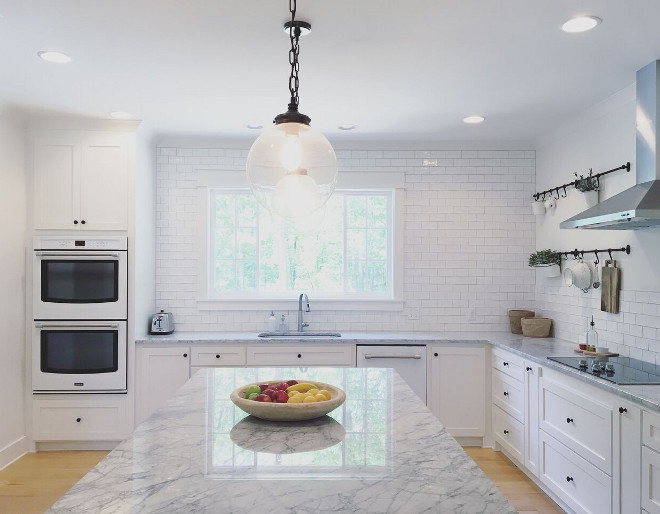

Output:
xmin=643 ymin=446 xmax=660 ymax=514
xmin=191 ymin=346 xmax=246 ymax=367
xmin=492 ymin=349 xmax=524 ymax=382
xmin=492 ymin=405 xmax=524 ymax=464
xmin=539 ymin=431 xmax=612 ymax=514
xmin=643 ymin=410 xmax=660 ymax=455
xmin=492 ymin=369 xmax=524 ymax=422
xmin=539 ymin=376 xmax=612 ymax=474
xmin=246 ymin=346 xmax=354 ymax=366
xmin=33 ymin=398 xmax=128 ymax=441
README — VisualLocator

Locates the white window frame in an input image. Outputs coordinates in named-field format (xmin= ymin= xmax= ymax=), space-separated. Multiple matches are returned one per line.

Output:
xmin=196 ymin=169 xmax=404 ymax=311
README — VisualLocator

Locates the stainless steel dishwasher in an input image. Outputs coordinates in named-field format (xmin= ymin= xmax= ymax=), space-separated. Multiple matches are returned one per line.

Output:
xmin=356 ymin=345 xmax=426 ymax=403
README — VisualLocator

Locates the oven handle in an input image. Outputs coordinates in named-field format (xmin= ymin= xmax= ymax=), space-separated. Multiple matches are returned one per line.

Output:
xmin=35 ymin=252 xmax=120 ymax=258
xmin=34 ymin=322 xmax=120 ymax=329
xmin=363 ymin=354 xmax=422 ymax=359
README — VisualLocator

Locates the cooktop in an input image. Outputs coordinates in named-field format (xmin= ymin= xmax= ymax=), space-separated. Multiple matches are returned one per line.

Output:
xmin=547 ymin=356 xmax=660 ymax=385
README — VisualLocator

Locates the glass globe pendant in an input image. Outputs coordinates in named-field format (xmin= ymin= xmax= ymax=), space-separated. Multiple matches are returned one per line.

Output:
xmin=246 ymin=4 xmax=337 ymax=219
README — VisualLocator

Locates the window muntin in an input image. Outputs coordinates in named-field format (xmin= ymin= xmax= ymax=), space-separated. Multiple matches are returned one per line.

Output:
xmin=208 ymin=189 xmax=392 ymax=298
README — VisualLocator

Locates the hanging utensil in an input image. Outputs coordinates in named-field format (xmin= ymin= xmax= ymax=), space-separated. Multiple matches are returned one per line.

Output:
xmin=593 ymin=258 xmax=600 ymax=289
xmin=601 ymin=260 xmax=620 ymax=313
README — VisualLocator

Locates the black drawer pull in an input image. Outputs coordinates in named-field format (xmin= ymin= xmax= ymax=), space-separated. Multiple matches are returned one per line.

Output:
xmin=566 ymin=417 xmax=574 ymax=423
xmin=503 ymin=362 xmax=509 ymax=367
xmin=503 ymin=430 xmax=509 ymax=435
xmin=434 ymin=352 xmax=438 ymax=357
xmin=503 ymin=391 xmax=509 ymax=396
xmin=73 ymin=220 xmax=79 ymax=225
xmin=76 ymin=417 xmax=81 ymax=423
xmin=81 ymin=220 xmax=86 ymax=225
xmin=183 ymin=353 xmax=188 ymax=358
xmin=566 ymin=476 xmax=574 ymax=482
xmin=216 ymin=354 xmax=220 ymax=359
xmin=526 ymin=366 xmax=532 ymax=371
xmin=619 ymin=407 xmax=627 ymax=414
xmin=297 ymin=354 xmax=302 ymax=358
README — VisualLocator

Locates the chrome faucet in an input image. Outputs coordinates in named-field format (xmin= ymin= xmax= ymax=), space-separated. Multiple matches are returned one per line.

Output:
xmin=298 ymin=293 xmax=310 ymax=332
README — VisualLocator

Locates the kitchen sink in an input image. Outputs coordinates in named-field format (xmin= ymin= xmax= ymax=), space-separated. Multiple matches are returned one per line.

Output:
xmin=258 ymin=331 xmax=342 ymax=338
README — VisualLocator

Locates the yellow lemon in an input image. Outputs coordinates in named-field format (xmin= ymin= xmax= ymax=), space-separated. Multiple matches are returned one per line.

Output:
xmin=288 ymin=390 xmax=299 ymax=396
xmin=318 ymin=390 xmax=331 ymax=400
xmin=314 ymin=394 xmax=327 ymax=402
xmin=303 ymin=396 xmax=317 ymax=403
xmin=307 ymin=388 xmax=319 ymax=396
xmin=287 ymin=395 xmax=303 ymax=403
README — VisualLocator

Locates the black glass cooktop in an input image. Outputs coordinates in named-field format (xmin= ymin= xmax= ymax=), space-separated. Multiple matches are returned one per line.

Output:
xmin=547 ymin=356 xmax=660 ymax=385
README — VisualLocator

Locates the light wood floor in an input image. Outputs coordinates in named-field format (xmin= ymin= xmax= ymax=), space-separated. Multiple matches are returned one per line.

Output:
xmin=0 ymin=448 xmax=562 ymax=513
xmin=465 ymin=447 xmax=564 ymax=513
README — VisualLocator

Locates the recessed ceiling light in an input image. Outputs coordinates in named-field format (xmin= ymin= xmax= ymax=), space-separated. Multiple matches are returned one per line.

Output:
xmin=246 ymin=123 xmax=263 ymax=130
xmin=561 ymin=15 xmax=602 ymax=33
xmin=338 ymin=124 xmax=357 ymax=131
xmin=283 ymin=20 xmax=311 ymax=36
xmin=109 ymin=111 xmax=134 ymax=120
xmin=463 ymin=115 xmax=485 ymax=124
xmin=37 ymin=51 xmax=72 ymax=64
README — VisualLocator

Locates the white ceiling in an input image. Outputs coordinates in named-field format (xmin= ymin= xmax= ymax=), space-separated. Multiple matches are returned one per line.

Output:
xmin=2 ymin=0 xmax=660 ymax=142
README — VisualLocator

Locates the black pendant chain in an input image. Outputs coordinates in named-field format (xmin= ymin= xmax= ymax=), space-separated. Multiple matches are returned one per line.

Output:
xmin=288 ymin=0 xmax=301 ymax=110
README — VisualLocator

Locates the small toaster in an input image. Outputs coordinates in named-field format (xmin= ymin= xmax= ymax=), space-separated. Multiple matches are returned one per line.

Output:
xmin=150 ymin=310 xmax=174 ymax=335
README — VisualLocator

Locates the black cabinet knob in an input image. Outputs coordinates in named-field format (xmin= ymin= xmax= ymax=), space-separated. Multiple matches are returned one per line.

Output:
xmin=434 ymin=352 xmax=438 ymax=357
xmin=76 ymin=417 xmax=81 ymax=423
xmin=566 ymin=476 xmax=574 ymax=482
xmin=503 ymin=430 xmax=509 ymax=435
xmin=526 ymin=367 xmax=532 ymax=371
xmin=566 ymin=417 xmax=574 ymax=423
xmin=503 ymin=391 xmax=509 ymax=396
xmin=81 ymin=220 xmax=86 ymax=224
xmin=73 ymin=220 xmax=79 ymax=224
xmin=183 ymin=353 xmax=188 ymax=358
xmin=619 ymin=407 xmax=628 ymax=414
xmin=503 ymin=362 xmax=509 ymax=367
xmin=297 ymin=354 xmax=302 ymax=358
xmin=216 ymin=354 xmax=220 ymax=359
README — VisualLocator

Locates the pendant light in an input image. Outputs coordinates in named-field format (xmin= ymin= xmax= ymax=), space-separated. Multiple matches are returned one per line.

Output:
xmin=246 ymin=0 xmax=338 ymax=219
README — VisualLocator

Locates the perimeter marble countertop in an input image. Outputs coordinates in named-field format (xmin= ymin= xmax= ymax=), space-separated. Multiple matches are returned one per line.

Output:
xmin=47 ymin=367 xmax=515 ymax=513
xmin=136 ymin=331 xmax=660 ymax=415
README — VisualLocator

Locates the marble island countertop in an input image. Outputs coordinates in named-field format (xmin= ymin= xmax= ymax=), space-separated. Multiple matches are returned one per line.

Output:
xmin=48 ymin=368 xmax=515 ymax=513
xmin=137 ymin=330 xmax=660 ymax=415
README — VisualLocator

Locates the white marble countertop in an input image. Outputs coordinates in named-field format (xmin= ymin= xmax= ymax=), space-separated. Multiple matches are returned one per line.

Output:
xmin=136 ymin=330 xmax=660 ymax=414
xmin=48 ymin=368 xmax=515 ymax=513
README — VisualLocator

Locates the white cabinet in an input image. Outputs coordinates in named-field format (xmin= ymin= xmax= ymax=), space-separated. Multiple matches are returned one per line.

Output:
xmin=427 ymin=346 xmax=485 ymax=438
xmin=191 ymin=346 xmax=246 ymax=367
xmin=523 ymin=360 xmax=540 ymax=478
xmin=33 ymin=396 xmax=130 ymax=441
xmin=246 ymin=345 xmax=354 ymax=367
xmin=33 ymin=131 xmax=129 ymax=230
xmin=614 ymin=400 xmax=641 ymax=514
xmin=136 ymin=347 xmax=190 ymax=424
xmin=642 ymin=446 xmax=660 ymax=514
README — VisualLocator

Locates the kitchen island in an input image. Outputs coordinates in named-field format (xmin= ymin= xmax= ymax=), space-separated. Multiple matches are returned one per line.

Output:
xmin=48 ymin=367 xmax=515 ymax=513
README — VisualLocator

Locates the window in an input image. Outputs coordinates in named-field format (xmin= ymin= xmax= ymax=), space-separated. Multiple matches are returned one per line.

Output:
xmin=208 ymin=189 xmax=393 ymax=298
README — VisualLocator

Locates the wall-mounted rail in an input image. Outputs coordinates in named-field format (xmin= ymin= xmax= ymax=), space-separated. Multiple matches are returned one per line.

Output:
xmin=533 ymin=162 xmax=630 ymax=201
xmin=560 ymin=245 xmax=630 ymax=264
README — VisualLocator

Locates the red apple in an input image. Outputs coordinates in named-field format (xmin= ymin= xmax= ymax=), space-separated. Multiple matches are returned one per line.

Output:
xmin=259 ymin=384 xmax=270 ymax=392
xmin=276 ymin=382 xmax=289 ymax=391
xmin=286 ymin=380 xmax=298 ymax=386
xmin=274 ymin=391 xmax=289 ymax=403
xmin=255 ymin=394 xmax=271 ymax=402
xmin=263 ymin=388 xmax=278 ymax=399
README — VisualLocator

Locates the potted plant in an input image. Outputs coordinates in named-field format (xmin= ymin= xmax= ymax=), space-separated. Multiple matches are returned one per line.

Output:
xmin=574 ymin=169 xmax=599 ymax=208
xmin=528 ymin=249 xmax=562 ymax=278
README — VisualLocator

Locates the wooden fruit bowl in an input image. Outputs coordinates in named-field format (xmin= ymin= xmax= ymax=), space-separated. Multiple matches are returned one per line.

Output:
xmin=230 ymin=380 xmax=346 ymax=421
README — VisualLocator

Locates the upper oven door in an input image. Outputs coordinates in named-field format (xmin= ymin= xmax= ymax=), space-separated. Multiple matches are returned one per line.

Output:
xmin=32 ymin=320 xmax=127 ymax=393
xmin=33 ymin=250 xmax=127 ymax=320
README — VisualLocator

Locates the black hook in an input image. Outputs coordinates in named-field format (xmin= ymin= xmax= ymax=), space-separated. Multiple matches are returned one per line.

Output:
xmin=554 ymin=188 xmax=560 ymax=200
xmin=608 ymin=248 xmax=613 ymax=260
xmin=594 ymin=251 xmax=599 ymax=265
xmin=561 ymin=186 xmax=567 ymax=198
xmin=572 ymin=249 xmax=579 ymax=260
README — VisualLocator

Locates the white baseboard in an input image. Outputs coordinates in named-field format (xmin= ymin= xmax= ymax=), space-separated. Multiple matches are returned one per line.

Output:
xmin=36 ymin=441 xmax=120 ymax=451
xmin=0 ymin=435 xmax=29 ymax=471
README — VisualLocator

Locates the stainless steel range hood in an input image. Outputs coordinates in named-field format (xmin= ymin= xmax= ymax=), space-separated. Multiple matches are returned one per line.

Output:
xmin=561 ymin=60 xmax=660 ymax=229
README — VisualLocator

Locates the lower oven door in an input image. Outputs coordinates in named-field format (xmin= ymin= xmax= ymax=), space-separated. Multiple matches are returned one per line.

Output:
xmin=32 ymin=321 xmax=127 ymax=393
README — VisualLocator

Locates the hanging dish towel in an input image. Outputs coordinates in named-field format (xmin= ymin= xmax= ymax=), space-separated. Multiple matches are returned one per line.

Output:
xmin=600 ymin=260 xmax=620 ymax=314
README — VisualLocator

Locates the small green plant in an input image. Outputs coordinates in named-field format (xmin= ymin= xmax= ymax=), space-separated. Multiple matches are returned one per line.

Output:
xmin=574 ymin=169 xmax=599 ymax=192
xmin=528 ymin=249 xmax=562 ymax=267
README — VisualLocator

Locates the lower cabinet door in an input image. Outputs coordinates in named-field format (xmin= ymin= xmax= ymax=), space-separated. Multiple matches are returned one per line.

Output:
xmin=642 ymin=446 xmax=660 ymax=514
xmin=492 ymin=404 xmax=524 ymax=464
xmin=539 ymin=431 xmax=612 ymax=514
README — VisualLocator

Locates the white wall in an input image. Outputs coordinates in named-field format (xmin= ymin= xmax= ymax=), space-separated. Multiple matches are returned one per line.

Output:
xmin=0 ymin=109 xmax=28 ymax=468
xmin=535 ymin=84 xmax=660 ymax=360
xmin=155 ymin=143 xmax=536 ymax=332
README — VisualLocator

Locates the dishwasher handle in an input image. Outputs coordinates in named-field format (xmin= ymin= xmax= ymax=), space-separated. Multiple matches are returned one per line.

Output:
xmin=363 ymin=354 xmax=422 ymax=360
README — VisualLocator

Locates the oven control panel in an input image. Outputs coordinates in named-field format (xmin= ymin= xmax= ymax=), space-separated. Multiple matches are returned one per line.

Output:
xmin=33 ymin=236 xmax=128 ymax=251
